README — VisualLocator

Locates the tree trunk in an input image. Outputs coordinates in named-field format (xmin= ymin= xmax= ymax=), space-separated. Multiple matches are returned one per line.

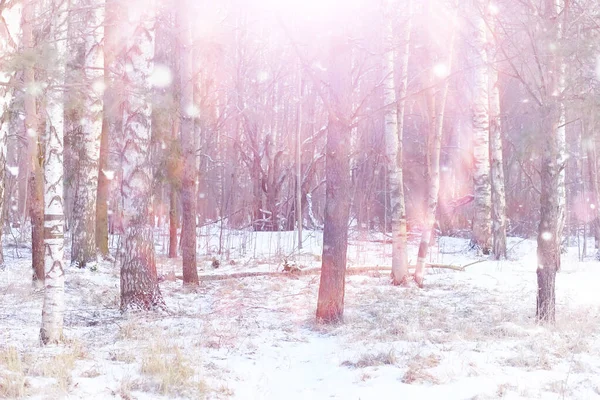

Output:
xmin=178 ymin=0 xmax=199 ymax=285
xmin=585 ymin=116 xmax=600 ymax=255
xmin=296 ymin=70 xmax=303 ymax=249
xmin=120 ymin=1 xmax=164 ymax=311
xmin=0 ymin=3 xmax=20 ymax=267
xmin=22 ymin=1 xmax=45 ymax=286
xmin=487 ymin=11 xmax=507 ymax=259
xmin=384 ymin=0 xmax=411 ymax=286
xmin=41 ymin=0 xmax=68 ymax=345
xmin=97 ymin=0 xmax=120 ymax=259
xmin=537 ymin=0 xmax=569 ymax=323
xmin=70 ymin=0 xmax=104 ymax=268
xmin=537 ymin=105 xmax=560 ymax=323
xmin=316 ymin=36 xmax=351 ymax=323
xmin=414 ymin=3 xmax=457 ymax=287
xmin=471 ymin=10 xmax=492 ymax=254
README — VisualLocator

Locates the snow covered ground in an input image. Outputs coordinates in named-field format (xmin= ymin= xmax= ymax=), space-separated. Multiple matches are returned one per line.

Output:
xmin=2 ymin=229 xmax=600 ymax=399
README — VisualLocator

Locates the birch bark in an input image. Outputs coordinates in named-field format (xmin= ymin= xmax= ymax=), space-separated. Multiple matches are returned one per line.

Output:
xmin=70 ymin=0 xmax=104 ymax=268
xmin=471 ymin=10 xmax=492 ymax=254
xmin=487 ymin=5 xmax=507 ymax=259
xmin=414 ymin=3 xmax=458 ymax=287
xmin=119 ymin=0 xmax=164 ymax=310
xmin=41 ymin=0 xmax=68 ymax=344
xmin=0 ymin=1 xmax=20 ymax=267
xmin=383 ymin=0 xmax=411 ymax=285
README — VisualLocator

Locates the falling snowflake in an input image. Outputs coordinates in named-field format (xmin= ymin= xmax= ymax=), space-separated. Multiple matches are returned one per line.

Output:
xmin=432 ymin=63 xmax=449 ymax=78
xmin=102 ymin=169 xmax=115 ymax=180
xmin=488 ymin=3 xmax=499 ymax=15
xmin=149 ymin=64 xmax=173 ymax=88
xmin=257 ymin=71 xmax=269 ymax=83
xmin=92 ymin=79 xmax=106 ymax=94
xmin=541 ymin=231 xmax=552 ymax=241
xmin=6 ymin=165 xmax=18 ymax=176
xmin=185 ymin=104 xmax=200 ymax=118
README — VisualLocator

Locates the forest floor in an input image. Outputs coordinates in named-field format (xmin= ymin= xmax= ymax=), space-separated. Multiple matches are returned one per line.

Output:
xmin=1 ymin=228 xmax=600 ymax=399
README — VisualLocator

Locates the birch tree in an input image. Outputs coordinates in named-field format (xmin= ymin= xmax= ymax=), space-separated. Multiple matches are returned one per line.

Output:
xmin=40 ymin=0 xmax=68 ymax=344
xmin=0 ymin=1 xmax=20 ymax=267
xmin=383 ymin=0 xmax=411 ymax=285
xmin=487 ymin=4 xmax=507 ymax=259
xmin=70 ymin=0 xmax=104 ymax=268
xmin=414 ymin=2 xmax=458 ymax=287
xmin=119 ymin=0 xmax=164 ymax=310
xmin=471 ymin=8 xmax=492 ymax=254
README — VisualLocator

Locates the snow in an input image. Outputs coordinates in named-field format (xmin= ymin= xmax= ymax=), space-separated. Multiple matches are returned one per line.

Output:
xmin=148 ymin=64 xmax=173 ymax=89
xmin=2 ymin=229 xmax=600 ymax=399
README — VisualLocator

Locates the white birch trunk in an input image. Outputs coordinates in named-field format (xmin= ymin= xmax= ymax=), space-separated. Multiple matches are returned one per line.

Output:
xmin=471 ymin=11 xmax=492 ymax=254
xmin=414 ymin=3 xmax=457 ymax=287
xmin=487 ymin=11 xmax=507 ymax=260
xmin=384 ymin=0 xmax=411 ymax=285
xmin=119 ymin=1 xmax=163 ymax=310
xmin=41 ymin=0 xmax=68 ymax=344
xmin=71 ymin=0 xmax=104 ymax=268
xmin=0 ymin=2 xmax=21 ymax=267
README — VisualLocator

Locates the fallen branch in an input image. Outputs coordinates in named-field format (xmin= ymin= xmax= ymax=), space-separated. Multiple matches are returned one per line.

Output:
xmin=172 ymin=260 xmax=483 ymax=282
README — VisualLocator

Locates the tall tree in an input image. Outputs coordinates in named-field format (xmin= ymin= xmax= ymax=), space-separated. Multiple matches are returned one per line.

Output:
xmin=119 ymin=0 xmax=164 ymax=310
xmin=384 ymin=0 xmax=411 ymax=285
xmin=178 ymin=0 xmax=199 ymax=285
xmin=0 ymin=0 xmax=21 ymax=267
xmin=22 ymin=0 xmax=45 ymax=286
xmin=487 ymin=3 xmax=507 ymax=259
xmin=471 ymin=6 xmax=492 ymax=254
xmin=70 ymin=0 xmax=104 ymax=268
xmin=414 ymin=1 xmax=458 ymax=287
xmin=96 ymin=0 xmax=121 ymax=259
xmin=536 ymin=0 xmax=569 ymax=323
xmin=316 ymin=35 xmax=352 ymax=323
xmin=41 ymin=0 xmax=68 ymax=344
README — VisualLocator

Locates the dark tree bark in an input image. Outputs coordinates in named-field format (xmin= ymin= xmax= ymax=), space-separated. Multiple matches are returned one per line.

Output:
xmin=178 ymin=0 xmax=199 ymax=285
xmin=316 ymin=36 xmax=352 ymax=323
xmin=22 ymin=1 xmax=44 ymax=285
xmin=536 ymin=105 xmax=560 ymax=323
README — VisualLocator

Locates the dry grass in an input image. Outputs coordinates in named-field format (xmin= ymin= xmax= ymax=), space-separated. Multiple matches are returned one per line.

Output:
xmin=401 ymin=354 xmax=441 ymax=385
xmin=27 ymin=340 xmax=87 ymax=392
xmin=140 ymin=340 xmax=205 ymax=397
xmin=0 ymin=346 xmax=26 ymax=398
xmin=341 ymin=349 xmax=397 ymax=368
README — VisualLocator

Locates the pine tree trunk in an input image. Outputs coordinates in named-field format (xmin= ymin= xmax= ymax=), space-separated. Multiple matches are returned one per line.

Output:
xmin=22 ymin=1 xmax=44 ymax=286
xmin=71 ymin=1 xmax=104 ymax=268
xmin=178 ymin=0 xmax=199 ymax=285
xmin=119 ymin=1 xmax=164 ymax=311
xmin=471 ymin=11 xmax=492 ymax=254
xmin=96 ymin=0 xmax=120 ymax=259
xmin=384 ymin=0 xmax=411 ymax=286
xmin=41 ymin=0 xmax=68 ymax=345
xmin=487 ymin=14 xmax=507 ymax=259
xmin=316 ymin=36 xmax=351 ymax=323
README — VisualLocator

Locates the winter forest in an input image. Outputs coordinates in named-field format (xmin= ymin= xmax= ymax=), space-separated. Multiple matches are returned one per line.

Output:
xmin=2 ymin=0 xmax=600 ymax=398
